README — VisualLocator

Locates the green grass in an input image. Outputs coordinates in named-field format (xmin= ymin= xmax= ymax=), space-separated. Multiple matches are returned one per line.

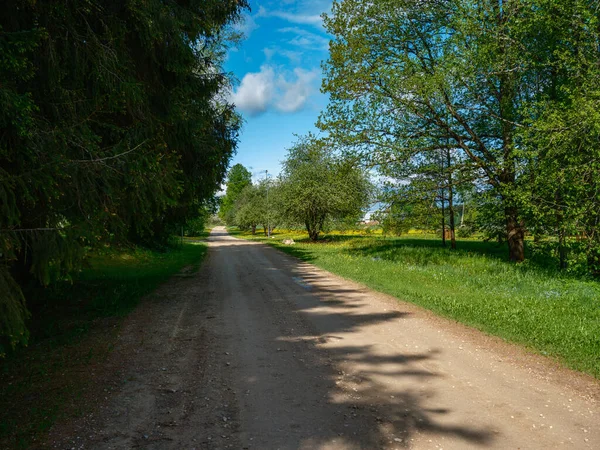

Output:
xmin=232 ymin=228 xmax=600 ymax=379
xmin=0 ymin=240 xmax=208 ymax=449
xmin=26 ymin=240 xmax=208 ymax=342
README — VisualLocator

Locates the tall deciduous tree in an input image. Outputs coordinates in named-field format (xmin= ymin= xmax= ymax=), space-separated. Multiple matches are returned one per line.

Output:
xmin=321 ymin=0 xmax=600 ymax=270
xmin=319 ymin=0 xmax=548 ymax=261
xmin=279 ymin=136 xmax=371 ymax=241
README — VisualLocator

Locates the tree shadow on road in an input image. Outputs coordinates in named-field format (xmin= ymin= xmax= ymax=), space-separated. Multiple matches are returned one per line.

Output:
xmin=238 ymin=241 xmax=496 ymax=449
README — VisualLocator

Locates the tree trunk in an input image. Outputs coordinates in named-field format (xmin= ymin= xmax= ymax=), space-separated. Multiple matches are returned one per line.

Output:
xmin=306 ymin=220 xmax=318 ymax=241
xmin=439 ymin=145 xmax=446 ymax=248
xmin=496 ymin=0 xmax=522 ymax=262
xmin=447 ymin=149 xmax=456 ymax=249
xmin=448 ymin=194 xmax=456 ymax=249
xmin=558 ymin=229 xmax=567 ymax=270
xmin=12 ymin=244 xmax=34 ymax=286
xmin=505 ymin=207 xmax=525 ymax=262
xmin=307 ymin=226 xmax=320 ymax=241
xmin=251 ymin=225 xmax=256 ymax=235
xmin=555 ymin=190 xmax=568 ymax=270
xmin=306 ymin=215 xmax=325 ymax=241
xmin=441 ymin=187 xmax=446 ymax=247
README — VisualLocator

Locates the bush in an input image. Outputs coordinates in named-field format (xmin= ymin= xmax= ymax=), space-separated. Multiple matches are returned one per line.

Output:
xmin=457 ymin=225 xmax=475 ymax=238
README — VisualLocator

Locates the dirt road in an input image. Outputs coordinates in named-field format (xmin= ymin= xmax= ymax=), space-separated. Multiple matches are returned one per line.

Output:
xmin=50 ymin=227 xmax=600 ymax=449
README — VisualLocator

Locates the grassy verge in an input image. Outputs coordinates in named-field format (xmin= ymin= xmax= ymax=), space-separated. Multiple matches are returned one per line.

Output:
xmin=232 ymin=228 xmax=600 ymax=379
xmin=0 ymin=241 xmax=208 ymax=449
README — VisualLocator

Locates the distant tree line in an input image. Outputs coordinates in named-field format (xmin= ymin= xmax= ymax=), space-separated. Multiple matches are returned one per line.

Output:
xmin=0 ymin=1 xmax=248 ymax=353
xmin=219 ymin=136 xmax=372 ymax=241
xmin=318 ymin=0 xmax=600 ymax=275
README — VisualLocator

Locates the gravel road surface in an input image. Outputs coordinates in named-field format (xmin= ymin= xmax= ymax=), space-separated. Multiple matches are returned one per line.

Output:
xmin=50 ymin=227 xmax=600 ymax=449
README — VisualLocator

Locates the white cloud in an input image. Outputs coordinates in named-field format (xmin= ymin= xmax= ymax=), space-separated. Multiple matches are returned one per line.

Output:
xmin=278 ymin=27 xmax=330 ymax=51
xmin=233 ymin=13 xmax=259 ymax=37
xmin=263 ymin=46 xmax=303 ymax=64
xmin=276 ymin=68 xmax=319 ymax=113
xmin=230 ymin=65 xmax=320 ymax=116
xmin=263 ymin=47 xmax=276 ymax=61
xmin=230 ymin=66 xmax=275 ymax=116
xmin=257 ymin=6 xmax=323 ymax=28
xmin=280 ymin=49 xmax=303 ymax=64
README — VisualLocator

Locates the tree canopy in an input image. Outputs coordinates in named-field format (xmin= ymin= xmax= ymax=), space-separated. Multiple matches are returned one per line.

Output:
xmin=234 ymin=179 xmax=281 ymax=235
xmin=219 ymin=163 xmax=253 ymax=225
xmin=0 ymin=0 xmax=248 ymax=353
xmin=319 ymin=0 xmax=600 ymax=270
xmin=278 ymin=136 xmax=371 ymax=241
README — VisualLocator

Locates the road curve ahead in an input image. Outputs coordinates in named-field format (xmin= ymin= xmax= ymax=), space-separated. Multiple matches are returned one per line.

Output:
xmin=52 ymin=226 xmax=600 ymax=449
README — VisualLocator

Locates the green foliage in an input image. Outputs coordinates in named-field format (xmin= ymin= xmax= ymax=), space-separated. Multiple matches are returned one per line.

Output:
xmin=219 ymin=163 xmax=253 ymax=225
xmin=375 ymin=180 xmax=442 ymax=237
xmin=320 ymin=0 xmax=529 ymax=257
xmin=278 ymin=135 xmax=372 ymax=241
xmin=318 ymin=0 xmax=600 ymax=265
xmin=233 ymin=179 xmax=281 ymax=234
xmin=234 ymin=183 xmax=263 ymax=232
xmin=521 ymin=92 xmax=600 ymax=274
xmin=0 ymin=0 xmax=247 ymax=348
xmin=0 ymin=268 xmax=29 ymax=357
xmin=473 ymin=193 xmax=508 ymax=243
xmin=185 ymin=208 xmax=210 ymax=237
xmin=207 ymin=214 xmax=224 ymax=228
xmin=456 ymin=225 xmax=475 ymax=239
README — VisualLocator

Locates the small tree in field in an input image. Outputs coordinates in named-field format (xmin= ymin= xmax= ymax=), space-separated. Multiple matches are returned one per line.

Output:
xmin=234 ymin=179 xmax=282 ymax=235
xmin=279 ymin=136 xmax=371 ymax=241
xmin=234 ymin=184 xmax=262 ymax=234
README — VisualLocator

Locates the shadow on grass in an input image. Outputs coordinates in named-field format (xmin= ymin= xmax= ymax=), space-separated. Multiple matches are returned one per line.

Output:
xmin=293 ymin=233 xmax=562 ymax=274
xmin=258 ymin=233 xmax=513 ymax=271
xmin=343 ymin=238 xmax=568 ymax=277
xmin=243 ymin=230 xmax=508 ymax=259
xmin=333 ymin=235 xmax=508 ymax=260
xmin=269 ymin=243 xmax=319 ymax=264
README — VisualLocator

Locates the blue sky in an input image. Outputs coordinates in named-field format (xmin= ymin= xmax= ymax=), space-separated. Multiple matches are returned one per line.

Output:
xmin=225 ymin=0 xmax=332 ymax=181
